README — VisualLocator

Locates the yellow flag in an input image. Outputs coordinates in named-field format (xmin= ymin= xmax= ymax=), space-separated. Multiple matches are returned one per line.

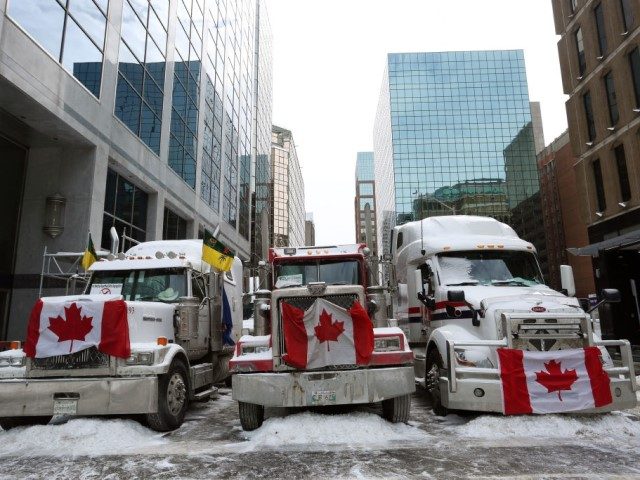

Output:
xmin=81 ymin=234 xmax=98 ymax=270
xmin=202 ymin=230 xmax=235 ymax=271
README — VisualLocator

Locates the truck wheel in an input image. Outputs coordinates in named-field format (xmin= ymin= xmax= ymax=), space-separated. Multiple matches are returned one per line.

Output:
xmin=382 ymin=394 xmax=411 ymax=423
xmin=146 ymin=359 xmax=189 ymax=432
xmin=0 ymin=416 xmax=52 ymax=430
xmin=425 ymin=349 xmax=448 ymax=416
xmin=238 ymin=401 xmax=264 ymax=431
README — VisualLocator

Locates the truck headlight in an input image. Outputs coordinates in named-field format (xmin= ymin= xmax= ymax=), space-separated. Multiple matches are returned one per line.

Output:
xmin=241 ymin=345 xmax=270 ymax=355
xmin=455 ymin=350 xmax=494 ymax=368
xmin=0 ymin=356 xmax=25 ymax=367
xmin=125 ymin=351 xmax=155 ymax=365
xmin=374 ymin=336 xmax=401 ymax=352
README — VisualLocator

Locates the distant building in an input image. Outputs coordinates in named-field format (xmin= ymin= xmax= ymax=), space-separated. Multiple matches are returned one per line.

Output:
xmin=552 ymin=0 xmax=640 ymax=345
xmin=373 ymin=50 xmax=545 ymax=260
xmin=305 ymin=213 xmax=316 ymax=246
xmin=354 ymin=152 xmax=378 ymax=257
xmin=537 ymin=130 xmax=595 ymax=297
xmin=271 ymin=126 xmax=305 ymax=247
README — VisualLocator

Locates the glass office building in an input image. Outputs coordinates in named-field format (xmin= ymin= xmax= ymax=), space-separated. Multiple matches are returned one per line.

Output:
xmin=355 ymin=152 xmax=378 ymax=257
xmin=0 ymin=0 xmax=272 ymax=339
xmin=271 ymin=126 xmax=305 ymax=248
xmin=374 ymin=50 xmax=543 ymax=256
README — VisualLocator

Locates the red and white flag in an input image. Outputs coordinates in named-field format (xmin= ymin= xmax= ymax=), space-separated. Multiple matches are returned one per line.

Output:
xmin=24 ymin=299 xmax=131 ymax=359
xmin=281 ymin=298 xmax=374 ymax=369
xmin=498 ymin=347 xmax=612 ymax=414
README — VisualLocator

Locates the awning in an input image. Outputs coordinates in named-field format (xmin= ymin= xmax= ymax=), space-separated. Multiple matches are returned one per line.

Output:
xmin=567 ymin=228 xmax=640 ymax=257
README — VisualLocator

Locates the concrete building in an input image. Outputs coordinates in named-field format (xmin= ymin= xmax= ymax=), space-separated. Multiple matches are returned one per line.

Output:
xmin=271 ymin=125 xmax=305 ymax=247
xmin=552 ymin=0 xmax=640 ymax=346
xmin=0 ymin=0 xmax=272 ymax=340
xmin=305 ymin=212 xmax=315 ymax=246
xmin=537 ymin=130 xmax=596 ymax=297
xmin=354 ymin=151 xmax=378 ymax=257
xmin=373 ymin=50 xmax=545 ymax=261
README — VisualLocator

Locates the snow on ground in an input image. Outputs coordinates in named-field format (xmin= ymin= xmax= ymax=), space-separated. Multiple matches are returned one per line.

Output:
xmin=239 ymin=411 xmax=430 ymax=452
xmin=0 ymin=418 xmax=167 ymax=457
xmin=455 ymin=411 xmax=640 ymax=441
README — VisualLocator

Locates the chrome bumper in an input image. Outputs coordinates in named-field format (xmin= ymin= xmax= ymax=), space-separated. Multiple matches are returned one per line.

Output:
xmin=441 ymin=376 xmax=637 ymax=413
xmin=0 ymin=376 xmax=158 ymax=417
xmin=232 ymin=366 xmax=415 ymax=407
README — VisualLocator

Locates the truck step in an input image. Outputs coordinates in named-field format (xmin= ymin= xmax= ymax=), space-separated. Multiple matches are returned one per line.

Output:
xmin=193 ymin=387 xmax=218 ymax=402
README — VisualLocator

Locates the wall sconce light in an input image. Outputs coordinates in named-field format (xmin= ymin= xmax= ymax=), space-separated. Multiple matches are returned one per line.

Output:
xmin=43 ymin=193 xmax=66 ymax=238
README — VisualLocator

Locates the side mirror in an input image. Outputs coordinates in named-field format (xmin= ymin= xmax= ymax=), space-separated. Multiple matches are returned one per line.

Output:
xmin=601 ymin=288 xmax=621 ymax=303
xmin=560 ymin=265 xmax=576 ymax=297
xmin=448 ymin=290 xmax=465 ymax=302
xmin=417 ymin=291 xmax=436 ymax=309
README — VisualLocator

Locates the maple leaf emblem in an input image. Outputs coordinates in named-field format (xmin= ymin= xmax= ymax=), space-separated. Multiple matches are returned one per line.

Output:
xmin=535 ymin=359 xmax=578 ymax=401
xmin=314 ymin=309 xmax=345 ymax=351
xmin=48 ymin=303 xmax=94 ymax=353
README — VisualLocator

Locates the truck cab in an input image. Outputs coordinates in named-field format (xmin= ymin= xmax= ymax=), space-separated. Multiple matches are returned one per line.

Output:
xmin=390 ymin=215 xmax=638 ymax=415
xmin=0 ymin=239 xmax=243 ymax=431
xmin=230 ymin=244 xmax=415 ymax=430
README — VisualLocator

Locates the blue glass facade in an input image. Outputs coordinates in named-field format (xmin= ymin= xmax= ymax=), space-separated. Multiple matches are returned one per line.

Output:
xmin=8 ymin=0 xmax=108 ymax=98
xmin=355 ymin=152 xmax=378 ymax=255
xmin=374 ymin=50 xmax=542 ymax=254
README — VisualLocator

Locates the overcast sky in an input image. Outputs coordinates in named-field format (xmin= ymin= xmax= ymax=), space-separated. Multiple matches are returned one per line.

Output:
xmin=263 ymin=0 xmax=566 ymax=246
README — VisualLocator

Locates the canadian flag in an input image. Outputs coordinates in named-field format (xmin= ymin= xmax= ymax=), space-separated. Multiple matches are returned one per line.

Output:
xmin=281 ymin=298 xmax=374 ymax=369
xmin=498 ymin=347 xmax=612 ymax=414
xmin=24 ymin=299 xmax=131 ymax=359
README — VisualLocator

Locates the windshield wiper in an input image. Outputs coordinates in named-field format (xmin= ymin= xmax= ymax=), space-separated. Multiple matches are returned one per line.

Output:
xmin=491 ymin=279 xmax=529 ymax=287
xmin=446 ymin=281 xmax=479 ymax=286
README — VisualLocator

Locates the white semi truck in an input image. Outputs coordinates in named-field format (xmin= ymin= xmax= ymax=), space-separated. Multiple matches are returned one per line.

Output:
xmin=230 ymin=244 xmax=415 ymax=430
xmin=389 ymin=215 xmax=638 ymax=415
xmin=0 ymin=239 xmax=243 ymax=431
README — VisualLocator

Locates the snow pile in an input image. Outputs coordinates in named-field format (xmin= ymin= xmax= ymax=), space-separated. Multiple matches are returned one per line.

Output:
xmin=0 ymin=418 xmax=166 ymax=457
xmin=456 ymin=412 xmax=640 ymax=440
xmin=240 ymin=411 xmax=429 ymax=451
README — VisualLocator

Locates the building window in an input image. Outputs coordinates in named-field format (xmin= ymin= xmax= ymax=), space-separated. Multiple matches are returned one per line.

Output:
xmin=592 ymin=159 xmax=606 ymax=212
xmin=163 ymin=207 xmax=187 ymax=240
xmin=629 ymin=47 xmax=640 ymax=107
xmin=594 ymin=3 xmax=608 ymax=57
xmin=575 ymin=28 xmax=586 ymax=76
xmin=169 ymin=0 xmax=203 ymax=189
xmin=115 ymin=0 xmax=168 ymax=155
xmin=620 ymin=0 xmax=635 ymax=32
xmin=583 ymin=91 xmax=596 ymax=142
xmin=8 ymin=0 xmax=108 ymax=98
xmin=603 ymin=72 xmax=619 ymax=126
xmin=614 ymin=145 xmax=631 ymax=202
xmin=102 ymin=169 xmax=148 ymax=251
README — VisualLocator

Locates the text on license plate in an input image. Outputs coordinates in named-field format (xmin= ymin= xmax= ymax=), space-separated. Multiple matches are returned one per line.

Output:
xmin=53 ymin=399 xmax=78 ymax=415
xmin=311 ymin=390 xmax=336 ymax=404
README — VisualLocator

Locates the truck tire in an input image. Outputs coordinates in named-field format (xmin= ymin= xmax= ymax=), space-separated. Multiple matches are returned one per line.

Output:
xmin=238 ymin=401 xmax=264 ymax=431
xmin=425 ymin=348 xmax=448 ymax=416
xmin=381 ymin=394 xmax=411 ymax=423
xmin=146 ymin=359 xmax=189 ymax=432
xmin=0 ymin=416 xmax=52 ymax=430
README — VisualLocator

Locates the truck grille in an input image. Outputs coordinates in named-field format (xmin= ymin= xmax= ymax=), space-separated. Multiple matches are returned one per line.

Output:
xmin=32 ymin=346 xmax=109 ymax=370
xmin=280 ymin=294 xmax=359 ymax=311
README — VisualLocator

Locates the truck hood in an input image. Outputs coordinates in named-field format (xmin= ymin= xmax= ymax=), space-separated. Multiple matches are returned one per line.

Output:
xmin=451 ymin=286 xmax=582 ymax=312
xmin=38 ymin=294 xmax=176 ymax=343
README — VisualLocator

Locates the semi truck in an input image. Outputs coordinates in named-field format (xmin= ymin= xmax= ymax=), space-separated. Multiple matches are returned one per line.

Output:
xmin=0 ymin=239 xmax=243 ymax=431
xmin=230 ymin=244 xmax=415 ymax=430
xmin=389 ymin=215 xmax=637 ymax=415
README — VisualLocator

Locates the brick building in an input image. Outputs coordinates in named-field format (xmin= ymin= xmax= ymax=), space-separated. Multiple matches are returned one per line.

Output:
xmin=553 ymin=0 xmax=640 ymax=345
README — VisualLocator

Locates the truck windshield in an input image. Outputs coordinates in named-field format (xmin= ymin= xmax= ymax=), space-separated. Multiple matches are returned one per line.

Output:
xmin=437 ymin=251 xmax=543 ymax=287
xmin=274 ymin=260 xmax=360 ymax=288
xmin=87 ymin=268 xmax=187 ymax=302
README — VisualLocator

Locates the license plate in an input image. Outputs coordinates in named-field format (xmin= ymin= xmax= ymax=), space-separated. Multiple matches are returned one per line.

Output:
xmin=53 ymin=398 xmax=78 ymax=415
xmin=311 ymin=390 xmax=336 ymax=405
